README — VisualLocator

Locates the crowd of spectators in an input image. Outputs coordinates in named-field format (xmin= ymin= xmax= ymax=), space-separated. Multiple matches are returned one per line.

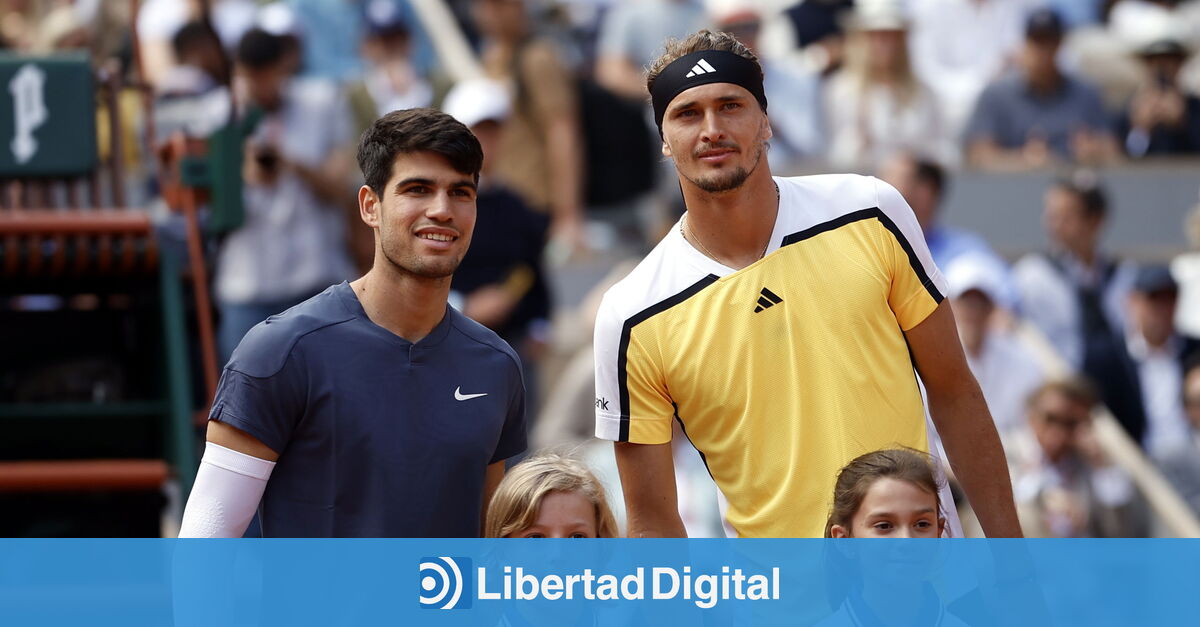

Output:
xmin=4 ymin=0 xmax=1200 ymax=538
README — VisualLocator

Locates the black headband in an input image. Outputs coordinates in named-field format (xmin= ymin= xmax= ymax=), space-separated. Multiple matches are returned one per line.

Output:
xmin=650 ymin=50 xmax=768 ymax=135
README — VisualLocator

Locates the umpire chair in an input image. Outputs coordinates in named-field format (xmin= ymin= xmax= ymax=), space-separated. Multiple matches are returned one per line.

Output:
xmin=0 ymin=51 xmax=197 ymax=536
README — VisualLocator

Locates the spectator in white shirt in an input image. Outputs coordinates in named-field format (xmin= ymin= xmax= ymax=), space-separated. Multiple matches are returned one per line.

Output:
xmin=1126 ymin=265 xmax=1200 ymax=456
xmin=945 ymin=254 xmax=1045 ymax=440
xmin=824 ymin=0 xmax=951 ymax=170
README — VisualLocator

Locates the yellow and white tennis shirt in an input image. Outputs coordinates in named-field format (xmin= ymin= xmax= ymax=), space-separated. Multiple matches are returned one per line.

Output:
xmin=593 ymin=174 xmax=953 ymax=538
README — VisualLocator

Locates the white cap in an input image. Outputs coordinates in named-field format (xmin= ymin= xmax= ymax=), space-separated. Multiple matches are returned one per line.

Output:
xmin=1120 ymin=7 xmax=1189 ymax=56
xmin=258 ymin=2 xmax=302 ymax=37
xmin=945 ymin=253 xmax=1007 ymax=305
xmin=442 ymin=78 xmax=512 ymax=128
xmin=848 ymin=0 xmax=910 ymax=31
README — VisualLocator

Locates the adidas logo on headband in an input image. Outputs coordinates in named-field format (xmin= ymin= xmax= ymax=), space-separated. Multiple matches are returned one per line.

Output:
xmin=684 ymin=58 xmax=717 ymax=78
xmin=650 ymin=49 xmax=768 ymax=133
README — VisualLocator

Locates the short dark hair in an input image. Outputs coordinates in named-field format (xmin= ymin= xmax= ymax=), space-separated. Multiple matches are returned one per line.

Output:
xmin=913 ymin=157 xmax=946 ymax=199
xmin=357 ymin=108 xmax=483 ymax=196
xmin=236 ymin=28 xmax=286 ymax=70
xmin=1053 ymin=171 xmax=1108 ymax=219
xmin=172 ymin=21 xmax=220 ymax=62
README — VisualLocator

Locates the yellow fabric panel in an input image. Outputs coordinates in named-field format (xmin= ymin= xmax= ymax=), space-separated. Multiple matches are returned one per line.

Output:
xmin=625 ymin=333 xmax=675 ymax=444
xmin=884 ymin=217 xmax=943 ymax=331
xmin=622 ymin=217 xmax=932 ymax=537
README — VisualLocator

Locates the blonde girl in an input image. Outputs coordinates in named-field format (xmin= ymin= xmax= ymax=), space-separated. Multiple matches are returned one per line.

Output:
xmin=485 ymin=454 xmax=618 ymax=538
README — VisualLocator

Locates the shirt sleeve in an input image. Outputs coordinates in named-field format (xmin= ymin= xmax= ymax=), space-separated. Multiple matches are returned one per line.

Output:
xmin=874 ymin=177 xmax=948 ymax=330
xmin=490 ymin=359 xmax=528 ymax=464
xmin=593 ymin=292 xmax=675 ymax=444
xmin=208 ymin=357 xmax=305 ymax=456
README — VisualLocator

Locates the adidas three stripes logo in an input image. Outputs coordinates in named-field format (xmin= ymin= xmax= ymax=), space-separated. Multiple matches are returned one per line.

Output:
xmin=684 ymin=58 xmax=717 ymax=78
xmin=754 ymin=287 xmax=783 ymax=313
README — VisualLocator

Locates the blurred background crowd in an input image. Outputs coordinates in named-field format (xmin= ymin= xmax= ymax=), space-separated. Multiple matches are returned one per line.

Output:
xmin=2 ymin=0 xmax=1200 ymax=539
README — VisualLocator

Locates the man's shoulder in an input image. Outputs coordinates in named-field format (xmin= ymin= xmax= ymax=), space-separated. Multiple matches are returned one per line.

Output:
xmin=288 ymin=77 xmax=343 ymax=106
xmin=778 ymin=173 xmax=878 ymax=200
xmin=227 ymin=284 xmax=356 ymax=378
xmin=597 ymin=233 xmax=713 ymax=331
xmin=975 ymin=72 xmax=1024 ymax=104
xmin=1013 ymin=252 xmax=1056 ymax=276
xmin=446 ymin=308 xmax=523 ymax=372
xmin=776 ymin=173 xmax=894 ymax=228
xmin=1012 ymin=252 xmax=1064 ymax=292
xmin=989 ymin=329 xmax=1043 ymax=373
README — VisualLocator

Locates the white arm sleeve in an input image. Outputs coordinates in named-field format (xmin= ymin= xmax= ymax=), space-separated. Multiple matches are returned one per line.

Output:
xmin=177 ymin=442 xmax=275 ymax=538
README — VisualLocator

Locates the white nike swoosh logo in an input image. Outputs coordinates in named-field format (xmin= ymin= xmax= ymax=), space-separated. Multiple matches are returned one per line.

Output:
xmin=454 ymin=386 xmax=488 ymax=401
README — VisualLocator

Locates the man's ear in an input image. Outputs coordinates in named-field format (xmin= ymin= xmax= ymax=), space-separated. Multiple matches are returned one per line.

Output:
xmin=761 ymin=116 xmax=773 ymax=142
xmin=358 ymin=185 xmax=380 ymax=228
xmin=661 ymin=138 xmax=673 ymax=158
xmin=829 ymin=524 xmax=850 ymax=539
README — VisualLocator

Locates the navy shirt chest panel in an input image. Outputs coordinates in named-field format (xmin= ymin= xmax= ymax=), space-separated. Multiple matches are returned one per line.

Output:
xmin=263 ymin=322 xmax=514 ymax=536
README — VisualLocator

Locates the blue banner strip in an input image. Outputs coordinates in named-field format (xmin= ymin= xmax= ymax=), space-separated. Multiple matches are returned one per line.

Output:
xmin=1 ymin=539 xmax=1198 ymax=626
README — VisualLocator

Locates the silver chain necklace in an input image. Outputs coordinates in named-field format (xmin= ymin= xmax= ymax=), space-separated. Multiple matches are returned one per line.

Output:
xmin=681 ymin=182 xmax=779 ymax=265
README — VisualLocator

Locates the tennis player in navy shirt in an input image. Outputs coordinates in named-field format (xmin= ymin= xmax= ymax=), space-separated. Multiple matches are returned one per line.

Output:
xmin=179 ymin=109 xmax=527 ymax=537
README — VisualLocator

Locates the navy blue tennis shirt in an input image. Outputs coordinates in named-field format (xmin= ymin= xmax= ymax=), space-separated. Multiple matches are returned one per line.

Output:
xmin=210 ymin=282 xmax=527 ymax=537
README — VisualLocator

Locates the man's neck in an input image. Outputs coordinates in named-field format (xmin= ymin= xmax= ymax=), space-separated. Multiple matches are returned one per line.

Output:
xmin=351 ymin=262 xmax=451 ymax=343
xmin=1062 ymin=244 xmax=1098 ymax=268
xmin=1138 ymin=329 xmax=1173 ymax=354
xmin=679 ymin=166 xmax=779 ymax=270
xmin=1026 ymin=69 xmax=1063 ymax=96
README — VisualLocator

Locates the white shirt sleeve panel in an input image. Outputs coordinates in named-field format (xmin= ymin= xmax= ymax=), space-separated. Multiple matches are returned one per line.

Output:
xmin=593 ymin=291 xmax=626 ymax=441
xmin=178 ymin=442 xmax=275 ymax=538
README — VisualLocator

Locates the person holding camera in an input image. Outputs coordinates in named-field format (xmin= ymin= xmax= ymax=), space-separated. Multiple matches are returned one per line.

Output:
xmin=215 ymin=28 xmax=356 ymax=360
xmin=1118 ymin=21 xmax=1200 ymax=158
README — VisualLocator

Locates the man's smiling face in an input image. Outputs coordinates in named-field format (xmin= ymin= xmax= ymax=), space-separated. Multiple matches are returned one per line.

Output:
xmin=363 ymin=150 xmax=478 ymax=279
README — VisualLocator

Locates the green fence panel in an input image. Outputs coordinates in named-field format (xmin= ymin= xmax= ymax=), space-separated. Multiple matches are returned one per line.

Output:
xmin=0 ymin=52 xmax=97 ymax=177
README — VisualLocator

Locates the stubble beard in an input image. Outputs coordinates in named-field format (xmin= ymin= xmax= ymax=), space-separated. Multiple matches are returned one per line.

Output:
xmin=686 ymin=139 xmax=765 ymax=194
xmin=380 ymin=242 xmax=461 ymax=281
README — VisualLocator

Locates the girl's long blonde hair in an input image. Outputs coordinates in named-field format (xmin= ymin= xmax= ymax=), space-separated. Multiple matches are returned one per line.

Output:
xmin=844 ymin=28 xmax=921 ymax=106
xmin=484 ymin=454 xmax=619 ymax=538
